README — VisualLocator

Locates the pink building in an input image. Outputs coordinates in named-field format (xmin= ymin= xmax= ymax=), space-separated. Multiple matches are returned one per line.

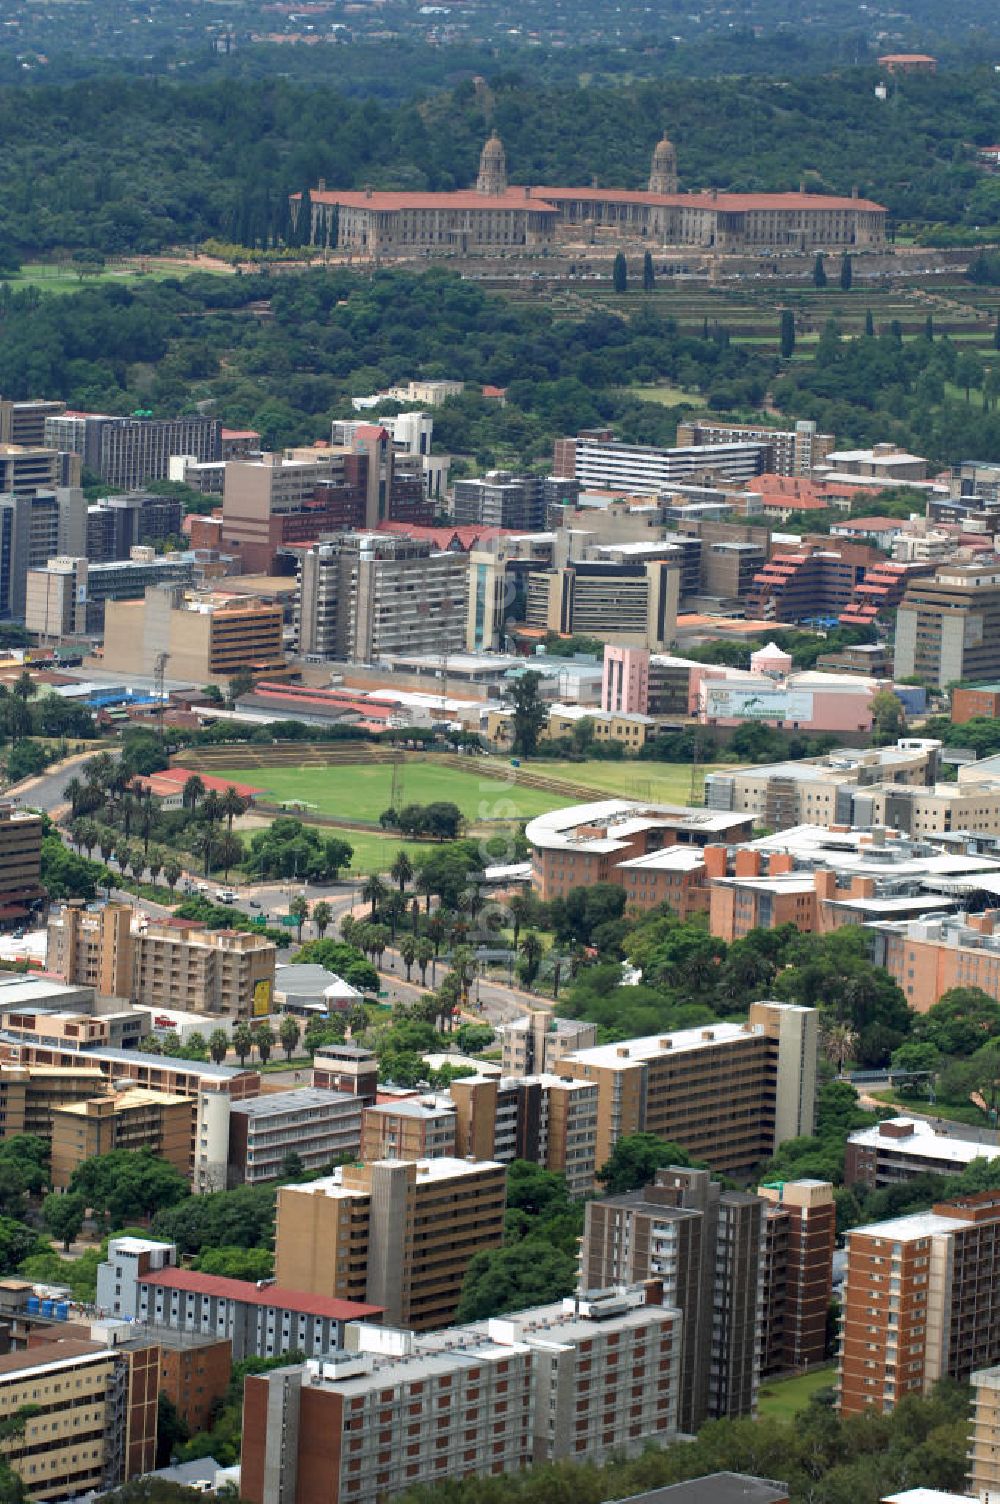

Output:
xmin=692 ymin=665 xmax=880 ymax=733
xmin=602 ymin=645 xmax=650 ymax=714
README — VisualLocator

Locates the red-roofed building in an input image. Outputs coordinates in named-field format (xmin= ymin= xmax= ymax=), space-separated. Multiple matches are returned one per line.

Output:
xmin=135 ymin=1265 xmax=383 ymax=1360
xmin=295 ymin=133 xmax=886 ymax=257
xmin=747 ymin=540 xmax=882 ymax=622
xmin=135 ymin=767 xmax=262 ymax=808
xmin=221 ymin=428 xmax=262 ymax=459
xmin=878 ymin=52 xmax=937 ymax=73
xmin=375 ymin=521 xmax=510 ymax=551
xmin=838 ymin=559 xmax=937 ymax=628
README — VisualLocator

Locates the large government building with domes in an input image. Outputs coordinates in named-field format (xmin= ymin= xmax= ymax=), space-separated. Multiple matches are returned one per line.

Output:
xmin=294 ymin=133 xmax=887 ymax=257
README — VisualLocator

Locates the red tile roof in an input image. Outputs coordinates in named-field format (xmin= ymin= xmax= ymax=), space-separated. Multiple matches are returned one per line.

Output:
xmin=301 ymin=189 xmax=560 ymax=214
xmin=298 ymin=186 xmax=884 ymax=215
xmin=139 ymin=1267 xmax=383 ymax=1322
xmin=374 ymin=522 xmax=510 ymax=550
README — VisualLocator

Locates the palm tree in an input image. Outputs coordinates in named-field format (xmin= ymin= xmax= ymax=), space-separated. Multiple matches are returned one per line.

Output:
xmin=385 ymin=891 xmax=406 ymax=940
xmin=416 ymin=868 xmax=435 ymax=915
xmin=163 ymin=858 xmax=182 ymax=893
xmin=289 ymin=895 xmax=309 ymax=942
xmin=217 ymin=832 xmax=243 ymax=882
xmin=370 ymin=924 xmax=390 ymax=969
xmin=399 ymin=935 xmax=417 ymax=982
xmin=232 ymin=1022 xmax=253 ymax=1067
xmin=208 ymin=1028 xmax=229 ymax=1065
xmin=312 ymin=900 xmax=332 ymax=938
xmin=279 ymin=1014 xmax=301 ymax=1062
xmin=416 ymin=937 xmax=435 ymax=987
xmin=427 ymin=911 xmax=447 ymax=957
xmin=390 ymin=850 xmax=413 ymax=895
xmin=201 ymin=790 xmax=224 ymax=830
xmin=509 ymin=894 xmax=530 ymax=953
xmin=113 ymin=840 xmax=129 ymax=875
xmin=221 ymin=785 xmax=248 ymax=835
xmin=99 ymin=832 xmax=116 ymax=864
xmin=519 ymin=931 xmax=543 ymax=991
xmin=362 ymin=873 xmax=387 ymax=919
xmin=195 ymin=825 xmax=216 ymax=878
xmin=79 ymin=820 xmax=100 ymax=860
xmin=64 ymin=777 xmax=85 ymax=818
xmin=451 ymin=944 xmax=476 ymax=1008
xmin=127 ymin=846 xmax=145 ymax=884
xmin=340 ymin=914 xmax=359 ymax=947
xmin=436 ymin=973 xmax=461 ymax=1034
xmin=147 ymin=850 xmax=163 ymax=887
xmin=183 ymin=774 xmax=206 ymax=813
xmin=253 ymin=1023 xmax=275 ymax=1065
xmin=821 ymin=1020 xmax=859 ymax=1076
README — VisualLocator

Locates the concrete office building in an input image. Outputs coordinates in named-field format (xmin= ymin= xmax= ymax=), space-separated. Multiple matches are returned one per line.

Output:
xmin=0 ymin=444 xmax=79 ymax=496
xmin=241 ymin=1284 xmax=680 ymax=1504
xmin=297 ymin=533 xmax=469 ymax=662
xmin=560 ymin=1000 xmax=818 ymax=1173
xmin=0 ymin=399 xmax=66 ymax=447
xmin=553 ymin=429 xmax=771 ymax=496
xmin=839 ymin=1192 xmax=1000 ymax=1415
xmin=453 ymin=471 xmax=577 ymax=531
xmin=0 ymin=1339 xmax=158 ymax=1498
xmin=274 ymin=1157 xmax=507 ymax=1330
xmin=873 ymin=911 xmax=1000 ymax=1012
xmin=221 ymin=437 xmax=431 ymax=574
xmin=523 ymin=555 xmax=680 ymax=649
xmin=895 ymin=563 xmax=1000 ymax=687
xmin=845 ymin=1117 xmax=996 ymax=1189
xmin=26 ymin=551 xmax=194 ymax=638
xmin=44 ymin=412 xmax=221 ymax=489
xmin=675 ymin=419 xmax=834 ymax=477
xmin=581 ymin=1166 xmax=764 ymax=1428
xmin=0 ymin=485 xmax=87 ymax=620
xmin=86 ymin=491 xmax=184 ymax=562
xmin=100 ymin=585 xmax=285 ymax=683
xmin=312 ymin=1043 xmax=379 ymax=1104
xmin=227 ymin=1089 xmax=363 ymax=1185
xmin=50 ymin=1087 xmax=193 ymax=1188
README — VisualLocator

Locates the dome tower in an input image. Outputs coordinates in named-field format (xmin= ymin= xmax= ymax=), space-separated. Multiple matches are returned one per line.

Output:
xmin=649 ymin=131 xmax=678 ymax=195
xmin=476 ymin=132 xmax=508 ymax=196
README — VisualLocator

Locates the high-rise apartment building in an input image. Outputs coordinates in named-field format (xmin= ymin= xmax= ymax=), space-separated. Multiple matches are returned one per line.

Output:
xmin=227 ymin=1088 xmax=363 ymax=1185
xmin=0 ymin=804 xmax=44 ymax=923
xmin=895 ymin=563 xmax=1000 ymax=687
xmin=581 ymin=1166 xmax=764 ymax=1429
xmin=560 ymin=1000 xmax=818 ymax=1173
xmin=48 ymin=905 xmax=276 ymax=1017
xmin=500 ymin=1011 xmax=597 ymax=1076
xmin=674 ymin=419 xmax=834 ymax=478
xmin=44 ymin=412 xmax=221 ymax=489
xmin=758 ymin=1179 xmax=837 ymax=1375
xmin=50 ymin=1087 xmax=192 ymax=1188
xmin=448 ymin=1072 xmax=599 ymax=1196
xmin=274 ymin=1157 xmax=506 ymax=1330
xmin=839 ymin=1192 xmax=1000 ymax=1415
xmin=240 ymin=1284 xmax=680 ymax=1504
xmin=0 ymin=1337 xmax=158 ymax=1499
xmin=100 ymin=585 xmax=286 ymax=683
xmin=970 ymin=1364 xmax=1000 ymax=1502
xmin=0 ymin=485 xmax=87 ymax=619
xmin=297 ymin=533 xmax=469 ymax=661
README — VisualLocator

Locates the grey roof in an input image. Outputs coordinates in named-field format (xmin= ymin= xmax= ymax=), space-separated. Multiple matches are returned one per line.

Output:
xmin=146 ymin=1457 xmax=223 ymax=1488
xmin=24 ymin=1039 xmax=245 ymax=1078
xmin=618 ymin=1474 xmax=789 ymax=1504
xmin=230 ymin=1087 xmax=356 ymax=1118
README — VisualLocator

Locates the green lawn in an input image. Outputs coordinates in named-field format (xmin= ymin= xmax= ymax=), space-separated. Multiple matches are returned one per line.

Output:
xmin=757 ymin=1367 xmax=836 ymax=1420
xmin=340 ymin=831 xmax=434 ymax=876
xmin=218 ymin=762 xmax=579 ymax=826
xmin=2 ymin=260 xmax=230 ymax=296
xmin=531 ymin=759 xmax=724 ymax=804
xmin=625 ymin=383 xmax=702 ymax=407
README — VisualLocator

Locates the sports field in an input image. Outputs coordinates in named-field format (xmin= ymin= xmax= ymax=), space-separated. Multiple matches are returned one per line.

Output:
xmin=216 ymin=762 xmax=579 ymax=826
xmin=536 ymin=759 xmax=724 ymax=804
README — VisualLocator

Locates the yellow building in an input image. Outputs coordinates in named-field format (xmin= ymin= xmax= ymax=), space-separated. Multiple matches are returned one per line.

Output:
xmin=98 ymin=584 xmax=285 ymax=684
xmin=0 ymin=1339 xmax=157 ymax=1499
xmin=50 ymin=1087 xmax=194 ymax=1188
xmin=46 ymin=902 xmax=134 ymax=999
xmin=274 ymin=1156 xmax=506 ymax=1330
xmin=132 ymin=921 xmax=275 ymax=1018
xmin=0 ymin=1063 xmax=106 ymax=1138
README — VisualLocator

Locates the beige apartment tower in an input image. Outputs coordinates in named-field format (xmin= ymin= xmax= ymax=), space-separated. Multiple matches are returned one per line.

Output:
xmin=274 ymin=1157 xmax=506 ymax=1330
xmin=971 ymin=1364 xmax=1000 ymax=1502
xmin=132 ymin=921 xmax=275 ymax=1018
xmin=50 ymin=1088 xmax=193 ymax=1188
xmin=47 ymin=902 xmax=134 ymax=998
xmin=561 ymin=1000 xmax=818 ymax=1173
xmin=100 ymin=585 xmax=285 ymax=683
